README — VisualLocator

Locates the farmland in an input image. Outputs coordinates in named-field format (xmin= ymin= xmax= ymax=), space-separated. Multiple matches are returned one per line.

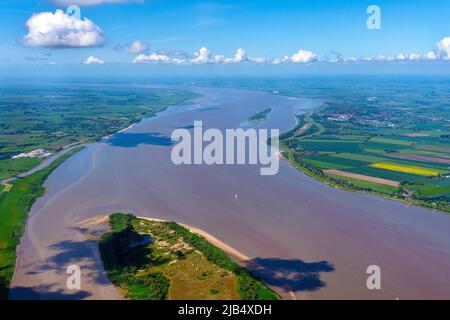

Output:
xmin=0 ymin=84 xmax=196 ymax=181
xmin=270 ymin=77 xmax=450 ymax=213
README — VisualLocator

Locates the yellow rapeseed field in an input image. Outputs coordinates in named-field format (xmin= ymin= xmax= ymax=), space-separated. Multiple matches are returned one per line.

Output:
xmin=2 ymin=184 xmax=13 ymax=193
xmin=370 ymin=163 xmax=440 ymax=176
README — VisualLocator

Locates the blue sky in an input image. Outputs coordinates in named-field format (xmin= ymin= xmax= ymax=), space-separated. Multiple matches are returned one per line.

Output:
xmin=1 ymin=0 xmax=450 ymax=78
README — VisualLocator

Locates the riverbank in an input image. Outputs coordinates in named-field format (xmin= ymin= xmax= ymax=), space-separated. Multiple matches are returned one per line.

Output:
xmin=0 ymin=147 xmax=85 ymax=299
xmin=0 ymin=145 xmax=84 ymax=186
xmin=279 ymin=109 xmax=450 ymax=215
xmin=0 ymin=85 xmax=196 ymax=183
xmin=281 ymin=144 xmax=450 ymax=215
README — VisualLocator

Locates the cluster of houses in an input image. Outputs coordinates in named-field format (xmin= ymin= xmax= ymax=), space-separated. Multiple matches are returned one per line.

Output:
xmin=325 ymin=113 xmax=353 ymax=122
xmin=12 ymin=149 xmax=53 ymax=159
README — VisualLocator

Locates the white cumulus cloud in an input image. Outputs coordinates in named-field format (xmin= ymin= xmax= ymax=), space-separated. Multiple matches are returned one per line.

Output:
xmin=23 ymin=9 xmax=103 ymax=48
xmin=214 ymin=48 xmax=265 ymax=64
xmin=192 ymin=47 xmax=212 ymax=63
xmin=232 ymin=48 xmax=248 ymax=63
xmin=273 ymin=50 xmax=318 ymax=64
xmin=83 ymin=56 xmax=104 ymax=64
xmin=408 ymin=53 xmax=421 ymax=61
xmin=424 ymin=51 xmax=438 ymax=61
xmin=213 ymin=54 xmax=226 ymax=63
xmin=131 ymin=38 xmax=450 ymax=67
xmin=115 ymin=40 xmax=149 ymax=54
xmin=437 ymin=37 xmax=450 ymax=60
xmin=272 ymin=55 xmax=290 ymax=65
xmin=290 ymin=50 xmax=318 ymax=64
xmin=395 ymin=53 xmax=407 ymax=61
xmin=132 ymin=47 xmax=267 ymax=65
xmin=133 ymin=53 xmax=171 ymax=64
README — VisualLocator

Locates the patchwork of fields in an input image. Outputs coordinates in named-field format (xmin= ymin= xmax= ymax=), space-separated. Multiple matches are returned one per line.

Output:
xmin=276 ymin=79 xmax=450 ymax=213
xmin=284 ymin=130 xmax=450 ymax=205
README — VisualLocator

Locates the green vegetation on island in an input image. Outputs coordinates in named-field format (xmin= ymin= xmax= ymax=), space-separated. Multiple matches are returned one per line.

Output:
xmin=248 ymin=108 xmax=271 ymax=122
xmin=99 ymin=213 xmax=280 ymax=300
xmin=0 ymin=147 xmax=84 ymax=299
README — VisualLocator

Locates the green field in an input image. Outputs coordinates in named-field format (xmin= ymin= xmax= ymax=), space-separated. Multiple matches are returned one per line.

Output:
xmin=273 ymin=78 xmax=450 ymax=212
xmin=294 ymin=140 xmax=363 ymax=153
xmin=407 ymin=177 xmax=450 ymax=200
xmin=0 ymin=85 xmax=196 ymax=180
xmin=327 ymin=174 xmax=399 ymax=194
xmin=99 ymin=213 xmax=280 ymax=300
xmin=0 ymin=147 xmax=84 ymax=299
xmin=0 ymin=158 xmax=42 ymax=181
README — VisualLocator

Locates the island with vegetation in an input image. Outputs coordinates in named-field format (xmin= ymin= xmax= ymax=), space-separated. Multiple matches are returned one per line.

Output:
xmin=99 ymin=213 xmax=280 ymax=300
xmin=248 ymin=108 xmax=271 ymax=122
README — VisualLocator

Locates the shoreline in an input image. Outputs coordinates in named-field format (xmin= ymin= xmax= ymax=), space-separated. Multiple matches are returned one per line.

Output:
xmin=3 ymin=147 xmax=86 ymax=300
xmin=1 ymin=84 xmax=200 ymax=186
xmin=79 ymin=213 xmax=296 ymax=299
xmin=283 ymin=151 xmax=450 ymax=215
xmin=0 ymin=145 xmax=82 ymax=186
xmin=138 ymin=216 xmax=251 ymax=263
xmin=137 ymin=216 xmax=296 ymax=300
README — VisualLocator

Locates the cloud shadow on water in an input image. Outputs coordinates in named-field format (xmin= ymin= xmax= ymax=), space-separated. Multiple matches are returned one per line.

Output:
xmin=105 ymin=132 xmax=173 ymax=148
xmin=9 ymin=284 xmax=92 ymax=300
xmin=245 ymin=257 xmax=335 ymax=294
xmin=10 ymin=236 xmax=334 ymax=299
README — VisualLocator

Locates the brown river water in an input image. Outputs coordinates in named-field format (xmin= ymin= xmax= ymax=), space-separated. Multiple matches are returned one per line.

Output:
xmin=9 ymin=86 xmax=450 ymax=300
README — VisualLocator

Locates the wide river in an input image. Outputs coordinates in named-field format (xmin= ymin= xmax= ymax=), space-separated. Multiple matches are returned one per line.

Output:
xmin=10 ymin=86 xmax=450 ymax=299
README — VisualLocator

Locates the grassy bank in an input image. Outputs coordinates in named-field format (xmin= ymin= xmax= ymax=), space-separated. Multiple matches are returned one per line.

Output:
xmin=99 ymin=213 xmax=280 ymax=300
xmin=0 ymin=158 xmax=43 ymax=182
xmin=0 ymin=147 xmax=84 ymax=299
